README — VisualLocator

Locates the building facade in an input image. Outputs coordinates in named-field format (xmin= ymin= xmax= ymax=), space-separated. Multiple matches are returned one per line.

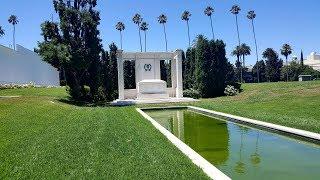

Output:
xmin=0 ymin=44 xmax=59 ymax=86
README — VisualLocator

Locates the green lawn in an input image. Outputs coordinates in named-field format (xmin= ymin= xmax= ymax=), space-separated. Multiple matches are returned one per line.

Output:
xmin=0 ymin=88 xmax=208 ymax=179
xmin=1 ymin=81 xmax=320 ymax=179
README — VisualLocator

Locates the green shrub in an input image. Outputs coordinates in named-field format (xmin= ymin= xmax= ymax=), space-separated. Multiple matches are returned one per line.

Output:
xmin=183 ymin=89 xmax=201 ymax=99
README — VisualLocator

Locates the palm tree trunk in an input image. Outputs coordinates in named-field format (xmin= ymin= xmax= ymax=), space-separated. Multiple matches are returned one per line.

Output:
xmin=144 ymin=31 xmax=147 ymax=52
xmin=187 ymin=20 xmax=191 ymax=47
xmin=163 ymin=24 xmax=168 ymax=52
xmin=286 ymin=57 xmax=289 ymax=82
xmin=13 ymin=25 xmax=16 ymax=51
xmin=235 ymin=14 xmax=242 ymax=83
xmin=209 ymin=15 xmax=215 ymax=40
xmin=235 ymin=15 xmax=241 ymax=46
xmin=120 ymin=30 xmax=123 ymax=50
xmin=243 ymin=55 xmax=245 ymax=83
xmin=251 ymin=19 xmax=260 ymax=83
xmin=138 ymin=24 xmax=142 ymax=52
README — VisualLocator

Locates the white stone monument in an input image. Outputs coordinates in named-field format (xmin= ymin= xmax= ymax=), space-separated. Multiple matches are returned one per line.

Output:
xmin=112 ymin=50 xmax=195 ymax=105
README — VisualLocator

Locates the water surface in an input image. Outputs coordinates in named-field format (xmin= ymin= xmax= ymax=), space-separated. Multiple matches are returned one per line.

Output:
xmin=145 ymin=109 xmax=320 ymax=180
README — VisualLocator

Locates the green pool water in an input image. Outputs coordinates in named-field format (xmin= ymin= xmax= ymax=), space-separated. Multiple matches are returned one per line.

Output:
xmin=145 ymin=109 xmax=320 ymax=180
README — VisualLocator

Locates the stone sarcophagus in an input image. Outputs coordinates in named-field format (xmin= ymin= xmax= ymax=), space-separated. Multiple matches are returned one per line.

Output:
xmin=137 ymin=79 xmax=169 ymax=99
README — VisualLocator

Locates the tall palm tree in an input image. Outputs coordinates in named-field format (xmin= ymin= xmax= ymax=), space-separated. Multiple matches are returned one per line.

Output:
xmin=204 ymin=6 xmax=215 ymax=40
xmin=281 ymin=43 xmax=293 ymax=82
xmin=181 ymin=10 xmax=192 ymax=47
xmin=0 ymin=26 xmax=5 ymax=38
xmin=8 ymin=15 xmax=19 ymax=50
xmin=247 ymin=10 xmax=260 ymax=83
xmin=115 ymin=22 xmax=125 ymax=50
xmin=132 ymin=13 xmax=143 ymax=52
xmin=158 ymin=14 xmax=168 ymax=52
xmin=230 ymin=5 xmax=241 ymax=46
xmin=140 ymin=22 xmax=148 ymax=52
xmin=240 ymin=43 xmax=251 ymax=68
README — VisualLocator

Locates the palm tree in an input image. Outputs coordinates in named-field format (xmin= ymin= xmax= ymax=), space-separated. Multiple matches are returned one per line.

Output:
xmin=8 ymin=15 xmax=19 ymax=50
xmin=230 ymin=5 xmax=241 ymax=46
xmin=0 ymin=26 xmax=4 ymax=38
xmin=204 ymin=6 xmax=215 ymax=40
xmin=281 ymin=43 xmax=293 ymax=82
xmin=158 ymin=14 xmax=168 ymax=52
xmin=132 ymin=13 xmax=143 ymax=52
xmin=140 ymin=22 xmax=148 ymax=52
xmin=232 ymin=46 xmax=242 ymax=82
xmin=181 ymin=10 xmax=192 ymax=47
xmin=247 ymin=10 xmax=260 ymax=83
xmin=115 ymin=22 xmax=125 ymax=50
xmin=240 ymin=43 xmax=251 ymax=68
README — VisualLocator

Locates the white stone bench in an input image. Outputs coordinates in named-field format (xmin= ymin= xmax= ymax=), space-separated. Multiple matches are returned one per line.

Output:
xmin=137 ymin=79 xmax=169 ymax=99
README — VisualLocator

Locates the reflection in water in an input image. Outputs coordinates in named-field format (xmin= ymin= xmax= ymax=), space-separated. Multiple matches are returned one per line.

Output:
xmin=235 ymin=128 xmax=246 ymax=174
xmin=146 ymin=109 xmax=320 ymax=180
xmin=183 ymin=111 xmax=229 ymax=165
xmin=250 ymin=132 xmax=261 ymax=166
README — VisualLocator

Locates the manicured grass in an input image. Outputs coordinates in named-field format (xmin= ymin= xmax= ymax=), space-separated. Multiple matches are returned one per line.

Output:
xmin=0 ymin=88 xmax=209 ymax=179
xmin=140 ymin=81 xmax=320 ymax=133
xmin=1 ymin=81 xmax=320 ymax=178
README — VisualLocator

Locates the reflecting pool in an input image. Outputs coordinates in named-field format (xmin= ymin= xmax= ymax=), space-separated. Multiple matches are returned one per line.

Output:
xmin=145 ymin=109 xmax=320 ymax=180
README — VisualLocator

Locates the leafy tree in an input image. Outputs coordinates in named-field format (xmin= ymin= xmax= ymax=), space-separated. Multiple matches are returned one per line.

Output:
xmin=194 ymin=35 xmax=211 ymax=96
xmin=0 ymin=26 xmax=4 ymax=37
xmin=225 ymin=62 xmax=237 ymax=84
xmin=184 ymin=48 xmax=196 ymax=89
xmin=281 ymin=62 xmax=320 ymax=81
xmin=124 ymin=60 xmax=135 ymax=89
xmin=247 ymin=10 xmax=260 ymax=83
xmin=140 ymin=22 xmax=148 ymax=52
xmin=193 ymin=35 xmax=229 ymax=97
xmin=38 ymin=0 xmax=103 ymax=102
xmin=107 ymin=43 xmax=118 ymax=100
xmin=263 ymin=48 xmax=283 ymax=82
xmin=252 ymin=60 xmax=266 ymax=82
xmin=132 ymin=13 xmax=143 ymax=52
xmin=281 ymin=61 xmax=301 ymax=81
xmin=115 ymin=22 xmax=125 ymax=49
xmin=204 ymin=6 xmax=215 ymax=40
xmin=8 ymin=15 xmax=18 ymax=50
xmin=158 ymin=14 xmax=168 ymax=52
xmin=181 ymin=10 xmax=192 ymax=47
xmin=280 ymin=43 xmax=293 ymax=81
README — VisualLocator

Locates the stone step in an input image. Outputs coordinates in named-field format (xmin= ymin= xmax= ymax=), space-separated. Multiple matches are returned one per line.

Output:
xmin=137 ymin=93 xmax=169 ymax=100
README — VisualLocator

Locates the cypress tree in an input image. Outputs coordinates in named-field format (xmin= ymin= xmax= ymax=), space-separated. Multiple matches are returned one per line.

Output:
xmin=300 ymin=50 xmax=304 ymax=66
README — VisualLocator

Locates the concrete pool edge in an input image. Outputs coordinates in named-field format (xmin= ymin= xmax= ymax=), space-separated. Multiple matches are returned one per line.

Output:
xmin=136 ymin=108 xmax=231 ymax=180
xmin=188 ymin=106 xmax=320 ymax=141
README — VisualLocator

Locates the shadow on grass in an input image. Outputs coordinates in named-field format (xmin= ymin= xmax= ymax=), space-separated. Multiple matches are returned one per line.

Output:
xmin=57 ymin=98 xmax=134 ymax=107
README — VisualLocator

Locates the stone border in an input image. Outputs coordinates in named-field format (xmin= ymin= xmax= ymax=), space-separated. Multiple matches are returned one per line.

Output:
xmin=136 ymin=108 xmax=231 ymax=180
xmin=0 ymin=96 xmax=20 ymax=99
xmin=188 ymin=106 xmax=320 ymax=141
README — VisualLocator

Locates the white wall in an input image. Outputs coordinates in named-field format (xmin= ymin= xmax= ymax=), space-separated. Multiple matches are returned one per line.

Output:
xmin=0 ymin=44 xmax=59 ymax=86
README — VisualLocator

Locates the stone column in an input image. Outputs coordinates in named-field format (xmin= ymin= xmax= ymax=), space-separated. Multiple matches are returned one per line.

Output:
xmin=175 ymin=49 xmax=183 ymax=98
xmin=117 ymin=50 xmax=124 ymax=100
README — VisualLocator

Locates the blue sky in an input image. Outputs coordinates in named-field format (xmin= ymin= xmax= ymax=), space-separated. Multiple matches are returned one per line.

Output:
xmin=1 ymin=0 xmax=319 ymax=65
